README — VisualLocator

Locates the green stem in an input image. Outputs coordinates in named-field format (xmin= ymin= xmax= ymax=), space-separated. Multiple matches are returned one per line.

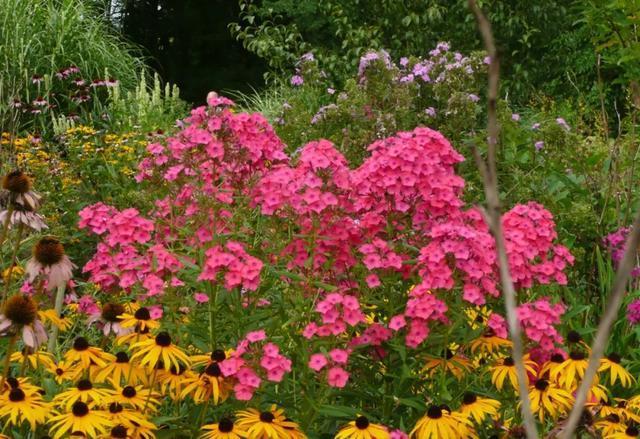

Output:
xmin=1 ymin=222 xmax=24 ymax=306
xmin=46 ymin=284 xmax=66 ymax=352
xmin=0 ymin=332 xmax=18 ymax=389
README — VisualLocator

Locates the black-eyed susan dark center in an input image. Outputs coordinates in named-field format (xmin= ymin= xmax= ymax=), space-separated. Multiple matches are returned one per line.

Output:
xmin=503 ymin=357 xmax=515 ymax=366
xmin=72 ymin=401 xmax=89 ymax=417
xmin=259 ymin=411 xmax=275 ymax=423
xmin=205 ymin=363 xmax=222 ymax=377
xmin=134 ymin=307 xmax=151 ymax=320
xmin=77 ymin=379 xmax=92 ymax=391
xmin=607 ymin=352 xmax=622 ymax=363
xmin=355 ymin=416 xmax=369 ymax=429
xmin=4 ymin=294 xmax=37 ymax=325
xmin=122 ymin=386 xmax=136 ymax=398
xmin=427 ymin=406 xmax=443 ymax=419
xmin=6 ymin=377 xmax=19 ymax=388
xmin=535 ymin=379 xmax=549 ymax=391
xmin=462 ymin=392 xmax=477 ymax=405
xmin=110 ymin=425 xmax=128 ymax=438
xmin=155 ymin=332 xmax=172 ymax=347
xmin=109 ymin=402 xmax=124 ymax=414
xmin=218 ymin=418 xmax=234 ymax=432
xmin=2 ymin=170 xmax=30 ymax=193
xmin=626 ymin=426 xmax=639 ymax=437
xmin=115 ymin=352 xmax=129 ymax=363
xmin=73 ymin=337 xmax=90 ymax=351
xmin=550 ymin=353 xmax=565 ymax=363
xmin=211 ymin=349 xmax=226 ymax=362
xmin=8 ymin=388 xmax=25 ymax=402
xmin=34 ymin=237 xmax=65 ymax=266
xmin=569 ymin=351 xmax=586 ymax=360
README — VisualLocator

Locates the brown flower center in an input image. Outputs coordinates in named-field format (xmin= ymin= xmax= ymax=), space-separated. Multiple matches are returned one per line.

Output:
xmin=101 ymin=303 xmax=125 ymax=322
xmin=2 ymin=171 xmax=31 ymax=194
xmin=4 ymin=294 xmax=37 ymax=325
xmin=355 ymin=416 xmax=370 ymax=429
xmin=72 ymin=401 xmax=89 ymax=417
xmin=218 ymin=418 xmax=234 ymax=432
xmin=34 ymin=237 xmax=65 ymax=266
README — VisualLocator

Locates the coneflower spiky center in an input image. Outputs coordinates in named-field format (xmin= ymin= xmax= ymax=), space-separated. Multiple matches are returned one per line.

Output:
xmin=34 ymin=237 xmax=65 ymax=266
xmin=2 ymin=170 xmax=30 ymax=194
xmin=101 ymin=303 xmax=125 ymax=322
xmin=4 ymin=294 xmax=37 ymax=325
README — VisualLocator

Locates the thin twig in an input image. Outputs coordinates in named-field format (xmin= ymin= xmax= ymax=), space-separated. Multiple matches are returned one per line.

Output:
xmin=467 ymin=1 xmax=538 ymax=437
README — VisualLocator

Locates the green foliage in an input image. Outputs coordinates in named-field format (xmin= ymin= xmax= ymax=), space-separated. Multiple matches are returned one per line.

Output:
xmin=0 ymin=0 xmax=144 ymax=133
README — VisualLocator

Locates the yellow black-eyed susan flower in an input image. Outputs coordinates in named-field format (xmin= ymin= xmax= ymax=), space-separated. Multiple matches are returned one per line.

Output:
xmin=608 ymin=425 xmax=640 ymax=438
xmin=48 ymin=360 xmax=82 ymax=384
xmin=116 ymin=324 xmax=153 ymax=346
xmin=550 ymin=350 xmax=589 ymax=389
xmin=1 ymin=376 xmax=42 ymax=397
xmin=102 ymin=425 xmax=130 ymax=439
xmin=527 ymin=378 xmax=573 ymax=422
xmin=53 ymin=379 xmax=111 ymax=410
xmin=94 ymin=351 xmax=147 ymax=386
xmin=39 ymin=308 xmax=72 ymax=332
xmin=410 ymin=405 xmax=470 ymax=439
xmin=181 ymin=361 xmax=230 ymax=405
xmin=0 ymin=385 xmax=50 ymax=430
xmin=48 ymin=401 xmax=110 ymax=439
xmin=423 ymin=349 xmax=471 ymax=380
xmin=458 ymin=392 xmax=500 ymax=423
xmin=65 ymin=337 xmax=115 ymax=368
xmin=235 ymin=406 xmax=297 ymax=439
xmin=11 ymin=347 xmax=55 ymax=370
xmin=594 ymin=414 xmax=626 ymax=437
xmin=118 ymin=307 xmax=160 ymax=332
xmin=105 ymin=402 xmax=157 ymax=433
xmin=599 ymin=353 xmax=635 ymax=388
xmin=192 ymin=348 xmax=231 ymax=368
xmin=158 ymin=363 xmax=196 ymax=400
xmin=490 ymin=356 xmax=537 ymax=391
xmin=200 ymin=418 xmax=248 ymax=439
xmin=469 ymin=328 xmax=512 ymax=355
xmin=335 ymin=415 xmax=389 ymax=439
xmin=130 ymin=331 xmax=190 ymax=371
xmin=108 ymin=385 xmax=159 ymax=412
xmin=605 ymin=400 xmax=640 ymax=423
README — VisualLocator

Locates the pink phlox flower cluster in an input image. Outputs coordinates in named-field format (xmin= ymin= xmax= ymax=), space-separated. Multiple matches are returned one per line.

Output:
xmin=219 ymin=331 xmax=291 ymax=400
xmin=359 ymin=238 xmax=403 ymax=271
xmin=198 ymin=241 xmax=263 ymax=291
xmin=391 ymin=284 xmax=448 ymax=348
xmin=502 ymin=202 xmax=575 ymax=287
xmin=308 ymin=349 xmax=352 ymax=388
xmin=627 ymin=299 xmax=640 ymax=325
xmin=78 ymin=203 xmax=117 ymax=235
xmin=303 ymin=293 xmax=366 ymax=339
xmin=517 ymin=297 xmax=565 ymax=351
xmin=350 ymin=322 xmax=392 ymax=347
xmin=351 ymin=127 xmax=465 ymax=230
xmin=417 ymin=209 xmax=497 ymax=305
xmin=487 ymin=312 xmax=508 ymax=339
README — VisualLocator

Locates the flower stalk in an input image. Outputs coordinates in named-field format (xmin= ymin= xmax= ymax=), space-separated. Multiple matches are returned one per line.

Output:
xmin=46 ymin=284 xmax=66 ymax=352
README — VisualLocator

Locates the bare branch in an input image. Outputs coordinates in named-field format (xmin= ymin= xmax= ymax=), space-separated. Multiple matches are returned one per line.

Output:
xmin=560 ymin=209 xmax=640 ymax=438
xmin=467 ymin=1 xmax=538 ymax=437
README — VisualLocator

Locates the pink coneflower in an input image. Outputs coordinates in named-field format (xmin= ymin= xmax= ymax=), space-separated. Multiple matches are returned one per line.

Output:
xmin=105 ymin=77 xmax=118 ymax=87
xmin=0 ymin=204 xmax=48 ymax=232
xmin=32 ymin=96 xmax=47 ymax=107
xmin=90 ymin=79 xmax=105 ymax=87
xmin=55 ymin=68 xmax=70 ymax=79
xmin=2 ymin=170 xmax=41 ymax=210
xmin=0 ymin=295 xmax=48 ymax=348
xmin=87 ymin=303 xmax=131 ymax=337
xmin=26 ymin=237 xmax=76 ymax=291
xmin=67 ymin=65 xmax=80 ymax=74
xmin=72 ymin=78 xmax=86 ymax=87
xmin=31 ymin=75 xmax=43 ymax=85
xmin=9 ymin=98 xmax=22 ymax=109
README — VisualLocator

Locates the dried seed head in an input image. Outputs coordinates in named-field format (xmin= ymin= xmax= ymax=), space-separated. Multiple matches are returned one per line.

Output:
xmin=4 ymin=294 xmax=37 ymax=325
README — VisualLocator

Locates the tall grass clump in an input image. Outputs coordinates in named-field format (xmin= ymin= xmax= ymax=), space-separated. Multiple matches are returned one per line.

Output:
xmin=0 ymin=0 xmax=145 ymax=132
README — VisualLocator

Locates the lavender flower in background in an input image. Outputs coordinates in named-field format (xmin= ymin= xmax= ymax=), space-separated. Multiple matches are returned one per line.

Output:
xmin=556 ymin=117 xmax=570 ymax=131
xmin=532 ymin=122 xmax=541 ymax=130
xmin=300 ymin=52 xmax=315 ymax=63
xmin=290 ymin=75 xmax=304 ymax=86
xmin=311 ymin=104 xmax=338 ymax=125
xmin=424 ymin=107 xmax=437 ymax=118
xmin=327 ymin=88 xmax=335 ymax=95
xmin=399 ymin=57 xmax=409 ymax=67
xmin=512 ymin=113 xmax=520 ymax=121
xmin=468 ymin=94 xmax=480 ymax=103
xmin=357 ymin=50 xmax=393 ymax=79
xmin=534 ymin=141 xmax=544 ymax=151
